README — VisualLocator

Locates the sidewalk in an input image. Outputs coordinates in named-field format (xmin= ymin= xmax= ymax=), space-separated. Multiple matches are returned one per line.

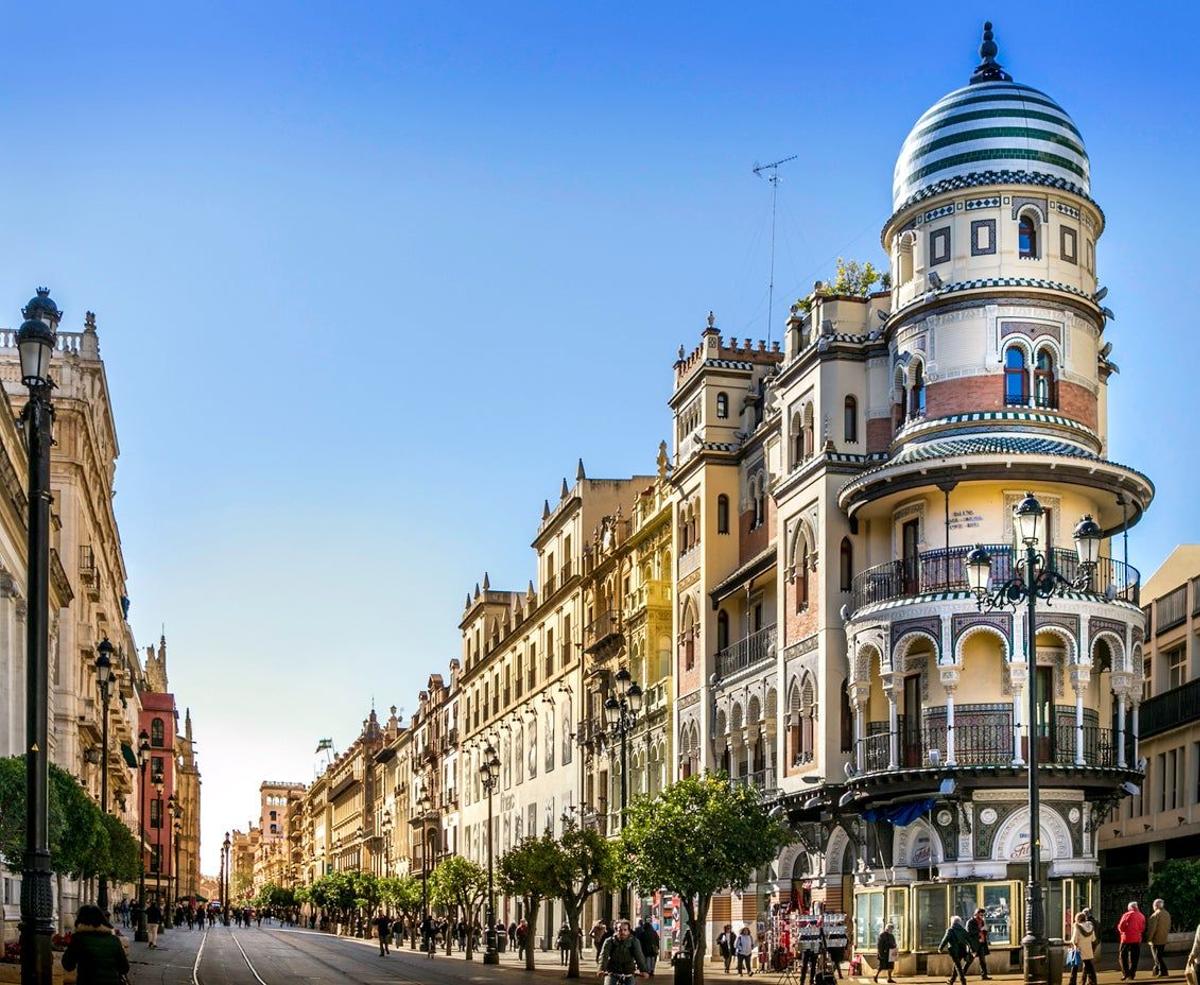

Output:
xmin=123 ymin=923 xmax=203 ymax=985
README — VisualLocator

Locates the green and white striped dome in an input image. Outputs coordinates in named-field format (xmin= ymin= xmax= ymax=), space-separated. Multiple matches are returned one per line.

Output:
xmin=892 ymin=24 xmax=1090 ymax=213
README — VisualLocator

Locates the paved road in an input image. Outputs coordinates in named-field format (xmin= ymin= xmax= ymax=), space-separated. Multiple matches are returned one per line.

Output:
xmin=127 ymin=923 xmax=1193 ymax=985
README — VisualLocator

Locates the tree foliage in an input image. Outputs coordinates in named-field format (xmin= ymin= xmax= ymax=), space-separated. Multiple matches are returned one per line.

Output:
xmin=430 ymin=855 xmax=487 ymax=958
xmin=794 ymin=257 xmax=886 ymax=313
xmin=499 ymin=833 xmax=561 ymax=970
xmin=1151 ymin=859 xmax=1200 ymax=931
xmin=544 ymin=820 xmax=618 ymax=979
xmin=620 ymin=773 xmax=792 ymax=985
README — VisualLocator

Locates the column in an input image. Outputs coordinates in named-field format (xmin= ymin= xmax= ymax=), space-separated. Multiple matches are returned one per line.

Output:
xmin=884 ymin=675 xmax=900 ymax=770
xmin=941 ymin=668 xmax=960 ymax=766
xmin=849 ymin=684 xmax=868 ymax=773
xmin=1116 ymin=692 xmax=1128 ymax=768
xmin=1069 ymin=664 xmax=1090 ymax=766
xmin=1131 ymin=701 xmax=1141 ymax=765
xmin=1010 ymin=664 xmax=1027 ymax=766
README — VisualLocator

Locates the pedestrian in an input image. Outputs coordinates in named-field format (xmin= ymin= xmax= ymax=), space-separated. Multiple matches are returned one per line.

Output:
xmin=1148 ymin=899 xmax=1171 ymax=977
xmin=718 ymin=924 xmax=735 ymax=974
xmin=963 ymin=907 xmax=991 ymax=980
xmin=640 ymin=918 xmax=660 ymax=976
xmin=1069 ymin=909 xmax=1099 ymax=985
xmin=557 ymin=922 xmax=573 ymax=965
xmin=938 ymin=915 xmax=971 ymax=985
xmin=509 ymin=921 xmax=518 ymax=949
xmin=375 ymin=912 xmax=392 ymax=956
xmin=874 ymin=922 xmax=897 ymax=984
xmin=735 ymin=926 xmax=755 ymax=977
xmin=597 ymin=919 xmax=648 ymax=982
xmin=1186 ymin=918 xmax=1200 ymax=985
xmin=592 ymin=918 xmax=610 ymax=963
xmin=1119 ymin=901 xmax=1147 ymax=981
xmin=145 ymin=900 xmax=163 ymax=949
xmin=61 ymin=905 xmax=130 ymax=985
xmin=518 ymin=918 xmax=529 ymax=960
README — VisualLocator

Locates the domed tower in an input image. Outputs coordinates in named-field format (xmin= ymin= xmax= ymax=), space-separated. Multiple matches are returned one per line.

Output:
xmin=836 ymin=25 xmax=1153 ymax=966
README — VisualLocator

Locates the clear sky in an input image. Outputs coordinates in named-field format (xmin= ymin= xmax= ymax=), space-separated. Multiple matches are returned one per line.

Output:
xmin=1 ymin=2 xmax=1195 ymax=875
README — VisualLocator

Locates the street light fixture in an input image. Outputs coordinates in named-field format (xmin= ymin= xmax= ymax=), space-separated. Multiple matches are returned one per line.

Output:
xmin=153 ymin=775 xmax=165 ymax=927
xmin=135 ymin=730 xmax=151 ymax=943
xmin=480 ymin=744 xmax=502 ymax=965
xmin=95 ymin=638 xmax=115 ymax=911
xmin=416 ymin=789 xmax=433 ymax=956
xmin=16 ymin=288 xmax=60 ymax=985
xmin=966 ymin=494 xmax=1102 ymax=985
xmin=172 ymin=812 xmax=183 ymax=916
xmin=164 ymin=794 xmax=178 ymax=928
xmin=223 ymin=831 xmax=231 ymax=926
xmin=603 ymin=667 xmax=642 ymax=919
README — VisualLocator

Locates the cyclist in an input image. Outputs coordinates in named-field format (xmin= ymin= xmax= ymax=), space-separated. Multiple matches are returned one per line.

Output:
xmin=597 ymin=919 xmax=649 ymax=984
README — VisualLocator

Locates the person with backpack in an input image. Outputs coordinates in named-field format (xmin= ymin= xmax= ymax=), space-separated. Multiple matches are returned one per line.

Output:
xmin=557 ymin=922 xmax=573 ymax=965
xmin=1069 ymin=909 xmax=1099 ymax=985
xmin=637 ymin=919 xmax=660 ymax=976
xmin=597 ymin=919 xmax=648 ymax=983
xmin=61 ymin=905 xmax=130 ymax=985
xmin=939 ymin=915 xmax=971 ymax=985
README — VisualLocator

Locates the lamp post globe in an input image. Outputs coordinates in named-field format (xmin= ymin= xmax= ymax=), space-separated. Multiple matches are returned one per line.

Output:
xmin=1013 ymin=490 xmax=1044 ymax=545
xmin=1073 ymin=514 xmax=1102 ymax=567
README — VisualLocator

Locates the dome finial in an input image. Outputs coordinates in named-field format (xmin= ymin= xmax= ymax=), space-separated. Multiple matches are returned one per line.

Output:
xmin=970 ymin=20 xmax=1012 ymax=84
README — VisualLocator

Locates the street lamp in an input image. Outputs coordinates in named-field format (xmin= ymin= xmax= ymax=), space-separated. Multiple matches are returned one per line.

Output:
xmin=16 ymin=287 xmax=60 ymax=985
xmin=152 ymin=775 xmax=165 ymax=927
xmin=95 ymin=637 xmax=115 ymax=911
xmin=164 ymin=794 xmax=178 ymax=928
xmin=172 ymin=813 xmax=183 ymax=917
xmin=480 ymin=744 xmax=502 ymax=965
xmin=602 ymin=667 xmax=643 ymax=918
xmin=967 ymin=494 xmax=1102 ymax=985
xmin=223 ymin=831 xmax=232 ymax=926
xmin=416 ymin=789 xmax=433 ymax=956
xmin=135 ymin=730 xmax=151 ymax=943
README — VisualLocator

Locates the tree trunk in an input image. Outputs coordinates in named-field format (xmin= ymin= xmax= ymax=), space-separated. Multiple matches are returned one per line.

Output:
xmin=564 ymin=897 xmax=582 ymax=979
xmin=691 ymin=895 xmax=711 ymax=985
xmin=526 ymin=897 xmax=540 ymax=971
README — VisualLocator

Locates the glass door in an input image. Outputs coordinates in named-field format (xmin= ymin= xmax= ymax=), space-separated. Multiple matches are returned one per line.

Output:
xmin=903 ymin=674 xmax=923 ymax=767
xmin=902 ymin=520 xmax=920 ymax=594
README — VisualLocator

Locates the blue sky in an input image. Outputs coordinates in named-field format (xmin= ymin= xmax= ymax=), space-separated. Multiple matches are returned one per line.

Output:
xmin=1 ymin=3 xmax=1195 ymax=873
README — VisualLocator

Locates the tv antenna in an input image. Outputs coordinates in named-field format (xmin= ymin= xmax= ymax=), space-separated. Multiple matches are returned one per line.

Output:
xmin=753 ymin=154 xmax=798 ymax=345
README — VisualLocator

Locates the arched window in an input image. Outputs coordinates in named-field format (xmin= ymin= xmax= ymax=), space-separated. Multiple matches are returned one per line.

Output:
xmin=1019 ymin=213 xmax=1039 ymax=259
xmin=894 ymin=369 xmax=908 ymax=430
xmin=843 ymin=396 xmax=858 ymax=443
xmin=1034 ymin=348 xmax=1057 ymax=408
xmin=790 ymin=413 xmax=803 ymax=467
xmin=897 ymin=232 xmax=914 ymax=285
xmin=753 ymin=475 xmax=766 ymax=529
xmin=910 ymin=362 xmax=926 ymax=418
xmin=839 ymin=537 xmax=853 ymax=592
xmin=151 ymin=718 xmax=165 ymax=748
xmin=1004 ymin=346 xmax=1028 ymax=405
xmin=717 ymin=610 xmax=729 ymax=651
xmin=717 ymin=494 xmax=730 ymax=534
xmin=803 ymin=404 xmax=815 ymax=459
xmin=840 ymin=680 xmax=853 ymax=753
xmin=795 ymin=537 xmax=810 ymax=611
xmin=716 ymin=392 xmax=729 ymax=419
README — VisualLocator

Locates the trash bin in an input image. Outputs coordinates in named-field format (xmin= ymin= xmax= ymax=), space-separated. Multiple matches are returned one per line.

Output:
xmin=1047 ymin=940 xmax=1066 ymax=985
xmin=672 ymin=952 xmax=693 ymax=985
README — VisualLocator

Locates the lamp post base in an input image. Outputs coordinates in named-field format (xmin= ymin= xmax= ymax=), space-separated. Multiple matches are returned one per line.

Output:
xmin=483 ymin=950 xmax=500 ymax=965
xmin=1022 ymin=934 xmax=1050 ymax=985
xmin=135 ymin=913 xmax=148 ymax=943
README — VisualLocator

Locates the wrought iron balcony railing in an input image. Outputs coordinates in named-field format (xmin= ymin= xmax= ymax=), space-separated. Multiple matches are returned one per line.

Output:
xmin=716 ymin=624 xmax=776 ymax=679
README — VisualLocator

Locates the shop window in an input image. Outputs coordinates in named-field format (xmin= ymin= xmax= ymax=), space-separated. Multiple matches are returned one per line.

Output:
xmin=855 ymin=891 xmax=885 ymax=951
xmin=916 ymin=885 xmax=949 ymax=950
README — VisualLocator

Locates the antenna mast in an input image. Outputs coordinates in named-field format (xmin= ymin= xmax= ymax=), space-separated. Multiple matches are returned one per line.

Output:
xmin=753 ymin=154 xmax=798 ymax=345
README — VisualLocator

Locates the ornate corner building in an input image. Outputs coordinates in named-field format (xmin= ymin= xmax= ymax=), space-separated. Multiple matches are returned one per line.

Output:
xmin=670 ymin=25 xmax=1153 ymax=965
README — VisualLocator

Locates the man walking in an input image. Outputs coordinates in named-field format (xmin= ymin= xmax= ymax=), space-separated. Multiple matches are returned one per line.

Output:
xmin=939 ymin=915 xmax=971 ymax=985
xmin=1118 ymin=901 xmax=1147 ymax=981
xmin=963 ymin=907 xmax=991 ymax=980
xmin=375 ymin=912 xmax=392 ymax=956
xmin=718 ymin=924 xmax=735 ymax=975
xmin=597 ymin=919 xmax=648 ymax=981
xmin=1147 ymin=899 xmax=1171 ymax=977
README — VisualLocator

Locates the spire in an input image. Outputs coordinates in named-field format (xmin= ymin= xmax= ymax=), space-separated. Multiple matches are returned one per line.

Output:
xmin=542 ymin=499 xmax=551 ymax=520
xmin=185 ymin=707 xmax=193 ymax=740
xmin=560 ymin=477 xmax=569 ymax=499
xmin=465 ymin=593 xmax=472 ymax=610
xmin=482 ymin=571 xmax=491 ymax=591
xmin=969 ymin=21 xmax=1012 ymax=84
xmin=576 ymin=458 xmax=586 ymax=481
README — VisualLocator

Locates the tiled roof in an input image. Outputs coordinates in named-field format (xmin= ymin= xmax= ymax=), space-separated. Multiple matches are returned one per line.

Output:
xmin=889 ymin=169 xmax=1102 ymax=227
xmin=891 ymin=435 xmax=1096 ymax=465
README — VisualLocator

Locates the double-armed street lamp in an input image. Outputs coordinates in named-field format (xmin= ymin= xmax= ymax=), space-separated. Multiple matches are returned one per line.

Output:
xmin=16 ymin=288 xmax=61 ymax=985
xmin=416 ymin=789 xmax=433 ymax=953
xmin=164 ymin=793 xmax=179 ymax=927
xmin=479 ymin=743 xmax=501 ymax=965
xmin=172 ymin=810 xmax=183 ymax=912
xmin=602 ymin=667 xmax=643 ymax=919
xmin=135 ymin=730 xmax=151 ymax=943
xmin=966 ymin=493 xmax=1102 ymax=985
xmin=222 ymin=831 xmax=232 ymax=926
xmin=95 ymin=638 xmax=115 ymax=911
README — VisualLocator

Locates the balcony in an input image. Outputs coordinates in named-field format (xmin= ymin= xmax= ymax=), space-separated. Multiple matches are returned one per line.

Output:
xmin=1156 ymin=584 xmax=1188 ymax=635
xmin=716 ymin=624 xmax=776 ymax=679
xmin=856 ymin=721 xmax=1126 ymax=776
xmin=1140 ymin=678 xmax=1200 ymax=739
xmin=629 ymin=580 xmax=672 ymax=616
xmin=584 ymin=609 xmax=622 ymax=653
xmin=850 ymin=545 xmax=1140 ymax=614
xmin=679 ymin=546 xmax=701 ymax=580
xmin=729 ymin=767 xmax=777 ymax=793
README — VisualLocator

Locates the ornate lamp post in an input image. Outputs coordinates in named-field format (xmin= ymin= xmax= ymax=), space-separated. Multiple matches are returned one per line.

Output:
xmin=152 ymin=775 xmax=165 ymax=927
xmin=966 ymin=494 xmax=1101 ymax=985
xmin=16 ymin=287 xmax=60 ymax=985
xmin=135 ymin=730 xmax=151 ymax=943
xmin=480 ymin=744 xmax=501 ymax=965
xmin=223 ymin=831 xmax=232 ymax=926
xmin=602 ymin=667 xmax=643 ymax=919
xmin=416 ymin=790 xmax=433 ymax=956
xmin=95 ymin=637 xmax=115 ymax=911
xmin=164 ymin=793 xmax=178 ymax=927
xmin=172 ymin=813 xmax=183 ymax=913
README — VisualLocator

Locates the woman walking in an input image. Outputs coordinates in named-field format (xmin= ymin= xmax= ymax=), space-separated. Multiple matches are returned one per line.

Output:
xmin=61 ymin=905 xmax=131 ymax=985
xmin=875 ymin=922 xmax=898 ymax=984
xmin=1069 ymin=909 xmax=1099 ymax=985
xmin=735 ymin=926 xmax=755 ymax=976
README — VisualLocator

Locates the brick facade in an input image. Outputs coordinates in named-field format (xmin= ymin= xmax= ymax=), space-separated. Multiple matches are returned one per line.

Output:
xmin=924 ymin=376 xmax=1097 ymax=431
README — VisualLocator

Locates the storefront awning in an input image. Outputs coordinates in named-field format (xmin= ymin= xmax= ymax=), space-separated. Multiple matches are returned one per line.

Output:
xmin=121 ymin=742 xmax=138 ymax=768
xmin=862 ymin=798 xmax=936 ymax=826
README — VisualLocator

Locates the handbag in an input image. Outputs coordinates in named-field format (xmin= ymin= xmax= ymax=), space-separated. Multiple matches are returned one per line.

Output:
xmin=1065 ymin=946 xmax=1081 ymax=969
xmin=888 ymin=948 xmax=899 ymax=963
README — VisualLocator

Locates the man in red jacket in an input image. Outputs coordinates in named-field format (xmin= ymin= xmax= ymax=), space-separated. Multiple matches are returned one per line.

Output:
xmin=1117 ymin=901 xmax=1147 ymax=981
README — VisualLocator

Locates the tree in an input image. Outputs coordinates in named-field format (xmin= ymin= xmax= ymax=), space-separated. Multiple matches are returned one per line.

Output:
xmin=379 ymin=875 xmax=422 ymax=944
xmin=545 ymin=820 xmax=618 ymax=979
xmin=794 ymin=257 xmax=886 ymax=312
xmin=101 ymin=812 xmax=141 ymax=884
xmin=1151 ymin=859 xmax=1200 ymax=931
xmin=620 ymin=773 xmax=793 ymax=985
xmin=499 ymin=834 xmax=561 ymax=970
xmin=429 ymin=856 xmax=487 ymax=959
